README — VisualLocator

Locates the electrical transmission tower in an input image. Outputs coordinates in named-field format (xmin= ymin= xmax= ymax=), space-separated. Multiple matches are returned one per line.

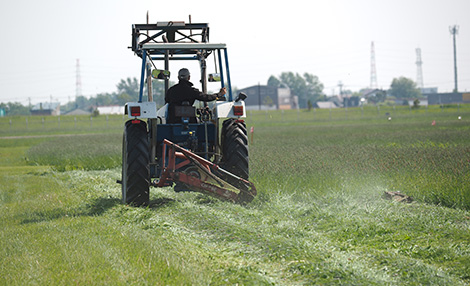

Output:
xmin=370 ymin=42 xmax=378 ymax=89
xmin=449 ymin=25 xmax=459 ymax=92
xmin=76 ymin=59 xmax=82 ymax=99
xmin=415 ymin=48 xmax=424 ymax=88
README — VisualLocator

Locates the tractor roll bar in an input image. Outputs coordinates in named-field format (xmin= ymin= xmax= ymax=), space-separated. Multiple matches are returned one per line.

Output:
xmin=137 ymin=44 xmax=233 ymax=102
xmin=133 ymin=22 xmax=233 ymax=102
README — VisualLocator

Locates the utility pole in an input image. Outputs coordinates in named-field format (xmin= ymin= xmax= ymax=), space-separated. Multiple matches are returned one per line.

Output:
xmin=370 ymin=42 xmax=378 ymax=89
xmin=449 ymin=25 xmax=459 ymax=93
xmin=76 ymin=59 xmax=82 ymax=100
xmin=415 ymin=48 xmax=424 ymax=88
xmin=338 ymin=81 xmax=345 ymax=108
xmin=337 ymin=81 xmax=344 ymax=95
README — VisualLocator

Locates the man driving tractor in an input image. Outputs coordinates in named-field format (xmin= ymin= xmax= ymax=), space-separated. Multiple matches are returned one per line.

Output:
xmin=165 ymin=68 xmax=226 ymax=123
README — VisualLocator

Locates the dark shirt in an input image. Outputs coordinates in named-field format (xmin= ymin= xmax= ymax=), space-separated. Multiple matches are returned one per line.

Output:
xmin=165 ymin=80 xmax=218 ymax=105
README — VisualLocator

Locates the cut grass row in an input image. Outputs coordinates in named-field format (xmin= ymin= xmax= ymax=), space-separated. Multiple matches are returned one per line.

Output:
xmin=0 ymin=167 xmax=196 ymax=285
xmin=2 ymin=165 xmax=468 ymax=284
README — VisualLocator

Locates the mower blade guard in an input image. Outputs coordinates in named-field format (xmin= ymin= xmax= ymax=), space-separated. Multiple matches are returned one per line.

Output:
xmin=157 ymin=139 xmax=256 ymax=203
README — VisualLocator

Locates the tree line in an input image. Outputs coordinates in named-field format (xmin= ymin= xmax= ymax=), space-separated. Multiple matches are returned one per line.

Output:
xmin=0 ymin=77 xmax=168 ymax=116
xmin=61 ymin=78 xmax=168 ymax=114
xmin=1 ymin=74 xmax=422 ymax=116
xmin=267 ymin=72 xmax=422 ymax=109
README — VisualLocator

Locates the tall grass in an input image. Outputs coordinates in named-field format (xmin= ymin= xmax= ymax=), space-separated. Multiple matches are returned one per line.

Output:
xmin=250 ymin=117 xmax=470 ymax=210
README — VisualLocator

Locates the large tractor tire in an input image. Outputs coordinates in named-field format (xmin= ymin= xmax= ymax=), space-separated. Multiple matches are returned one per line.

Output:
xmin=220 ymin=119 xmax=251 ymax=203
xmin=122 ymin=120 xmax=150 ymax=206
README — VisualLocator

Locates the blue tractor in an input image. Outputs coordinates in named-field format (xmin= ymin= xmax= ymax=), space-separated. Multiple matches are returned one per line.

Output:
xmin=120 ymin=21 xmax=256 ymax=206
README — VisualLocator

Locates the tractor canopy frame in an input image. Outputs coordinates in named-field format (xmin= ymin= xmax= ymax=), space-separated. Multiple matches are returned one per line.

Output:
xmin=131 ymin=22 xmax=233 ymax=102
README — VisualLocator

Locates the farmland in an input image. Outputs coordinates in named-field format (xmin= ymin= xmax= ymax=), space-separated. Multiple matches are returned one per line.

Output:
xmin=1 ymin=105 xmax=470 ymax=285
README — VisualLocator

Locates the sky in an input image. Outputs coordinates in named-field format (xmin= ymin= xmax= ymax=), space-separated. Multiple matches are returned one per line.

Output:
xmin=0 ymin=0 xmax=469 ymax=105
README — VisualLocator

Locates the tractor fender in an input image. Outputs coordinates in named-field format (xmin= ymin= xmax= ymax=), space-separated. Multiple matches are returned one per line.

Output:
xmin=125 ymin=101 xmax=158 ymax=119
xmin=214 ymin=101 xmax=246 ymax=119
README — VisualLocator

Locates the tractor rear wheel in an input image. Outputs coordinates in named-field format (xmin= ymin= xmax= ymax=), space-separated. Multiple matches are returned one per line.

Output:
xmin=220 ymin=119 xmax=251 ymax=203
xmin=122 ymin=120 xmax=150 ymax=206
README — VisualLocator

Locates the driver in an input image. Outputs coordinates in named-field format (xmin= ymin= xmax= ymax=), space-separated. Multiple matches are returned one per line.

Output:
xmin=165 ymin=68 xmax=226 ymax=105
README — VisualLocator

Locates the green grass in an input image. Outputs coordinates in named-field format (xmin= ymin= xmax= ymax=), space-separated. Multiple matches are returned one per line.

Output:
xmin=26 ymin=134 xmax=122 ymax=171
xmin=0 ymin=114 xmax=125 ymax=137
xmin=1 ymin=106 xmax=470 ymax=284
xmin=249 ymin=116 xmax=470 ymax=210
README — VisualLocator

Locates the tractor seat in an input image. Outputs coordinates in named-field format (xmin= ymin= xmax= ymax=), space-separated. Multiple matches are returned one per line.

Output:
xmin=167 ymin=102 xmax=198 ymax=124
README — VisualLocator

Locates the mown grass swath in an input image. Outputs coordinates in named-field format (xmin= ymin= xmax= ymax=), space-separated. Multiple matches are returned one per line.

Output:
xmin=1 ymin=105 xmax=469 ymax=284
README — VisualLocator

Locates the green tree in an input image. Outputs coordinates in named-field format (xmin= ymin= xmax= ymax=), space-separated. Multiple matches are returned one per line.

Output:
xmin=304 ymin=73 xmax=324 ymax=103
xmin=75 ymin=96 xmax=92 ymax=111
xmin=367 ymin=90 xmax=387 ymax=104
xmin=271 ymin=72 xmax=324 ymax=108
xmin=267 ymin=76 xmax=281 ymax=87
xmin=95 ymin=92 xmax=115 ymax=106
xmin=61 ymin=101 xmax=74 ymax=114
xmin=151 ymin=79 xmax=168 ymax=106
xmin=115 ymin=93 xmax=133 ymax=106
xmin=117 ymin=77 xmax=140 ymax=101
xmin=0 ymin=102 xmax=30 ymax=116
xmin=389 ymin=77 xmax=421 ymax=100
xmin=307 ymin=100 xmax=312 ymax=111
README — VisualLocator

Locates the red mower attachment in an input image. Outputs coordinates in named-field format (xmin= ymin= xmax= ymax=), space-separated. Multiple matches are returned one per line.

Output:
xmin=155 ymin=139 xmax=257 ymax=204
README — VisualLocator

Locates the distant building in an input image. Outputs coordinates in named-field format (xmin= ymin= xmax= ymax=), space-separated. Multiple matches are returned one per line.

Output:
xmin=238 ymin=85 xmax=297 ymax=110
xmin=31 ymin=102 xmax=60 ymax=116
xmin=464 ymin=93 xmax=470 ymax=103
xmin=421 ymin=87 xmax=438 ymax=94
xmin=427 ymin=93 xmax=469 ymax=105
xmin=362 ymin=88 xmax=384 ymax=102
xmin=315 ymin=101 xmax=338 ymax=109
xmin=326 ymin=95 xmax=343 ymax=107
xmin=343 ymin=96 xmax=360 ymax=107
xmin=96 ymin=105 xmax=124 ymax=115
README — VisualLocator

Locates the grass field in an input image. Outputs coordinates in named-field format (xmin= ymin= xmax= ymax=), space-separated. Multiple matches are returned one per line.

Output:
xmin=1 ymin=106 xmax=470 ymax=285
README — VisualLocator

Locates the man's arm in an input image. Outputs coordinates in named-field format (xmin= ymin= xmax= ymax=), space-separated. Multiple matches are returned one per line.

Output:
xmin=193 ymin=87 xmax=226 ymax=102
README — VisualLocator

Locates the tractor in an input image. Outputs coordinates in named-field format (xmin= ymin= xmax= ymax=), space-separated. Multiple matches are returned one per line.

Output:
xmin=119 ymin=21 xmax=256 ymax=206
